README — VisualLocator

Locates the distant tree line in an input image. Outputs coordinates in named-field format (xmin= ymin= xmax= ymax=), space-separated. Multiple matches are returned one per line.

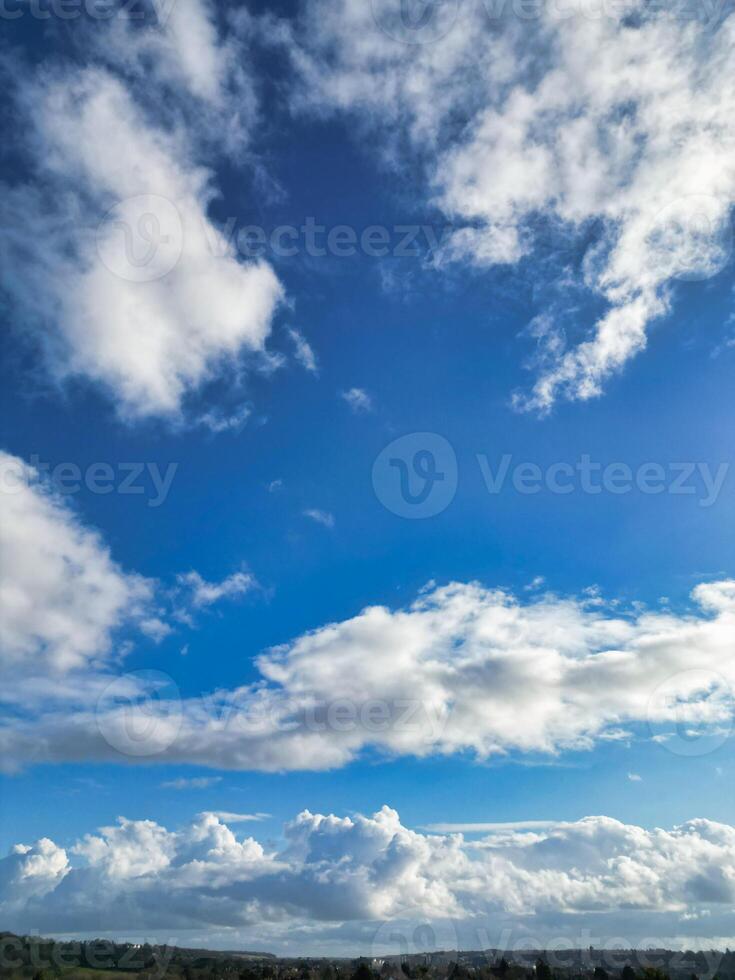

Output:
xmin=1 ymin=933 xmax=733 ymax=980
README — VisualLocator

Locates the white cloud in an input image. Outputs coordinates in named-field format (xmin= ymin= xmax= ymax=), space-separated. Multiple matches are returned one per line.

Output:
xmin=2 ymin=39 xmax=282 ymax=421
xmin=201 ymin=811 xmax=270 ymax=823
xmin=1 ymin=579 xmax=733 ymax=772
xmin=88 ymin=0 xmax=243 ymax=110
xmin=161 ymin=776 xmax=223 ymax=789
xmin=289 ymin=328 xmax=319 ymax=373
xmin=303 ymin=508 xmax=336 ymax=528
xmin=291 ymin=3 xmax=735 ymax=410
xmin=711 ymin=312 xmax=735 ymax=358
xmin=1 ymin=808 xmax=734 ymax=948
xmin=628 ymin=772 xmax=643 ymax=782
xmin=424 ymin=821 xmax=558 ymax=833
xmin=78 ymin=0 xmax=264 ymax=156
xmin=0 ymin=451 xmax=152 ymax=674
xmin=139 ymin=617 xmax=174 ymax=643
xmin=72 ymin=817 xmax=177 ymax=879
xmin=194 ymin=404 xmax=252 ymax=433
xmin=0 ymin=451 xmax=267 ymax=684
xmin=0 ymin=838 xmax=69 ymax=913
xmin=177 ymin=569 xmax=258 ymax=609
xmin=341 ymin=387 xmax=373 ymax=413
xmin=122 ymin=0 xmax=229 ymax=104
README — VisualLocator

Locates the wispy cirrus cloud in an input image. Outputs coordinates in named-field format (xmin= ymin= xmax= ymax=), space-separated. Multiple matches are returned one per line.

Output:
xmin=303 ymin=508 xmax=335 ymax=528
xmin=200 ymin=810 xmax=270 ymax=822
xmin=423 ymin=820 xmax=559 ymax=834
xmin=177 ymin=569 xmax=258 ymax=609
xmin=161 ymin=776 xmax=223 ymax=789
xmin=289 ymin=328 xmax=319 ymax=374
xmin=290 ymin=1 xmax=735 ymax=411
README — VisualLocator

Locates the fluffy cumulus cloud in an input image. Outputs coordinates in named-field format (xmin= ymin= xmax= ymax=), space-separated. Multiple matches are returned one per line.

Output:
xmin=0 ymin=449 xmax=261 ymax=689
xmin=0 ymin=839 xmax=69 ymax=911
xmin=0 ymin=451 xmax=152 ymax=674
xmin=1 ymin=808 xmax=734 ymax=949
xmin=290 ymin=0 xmax=735 ymax=409
xmin=1 ymin=578 xmax=733 ymax=772
xmin=0 ymin=0 xmax=282 ymax=421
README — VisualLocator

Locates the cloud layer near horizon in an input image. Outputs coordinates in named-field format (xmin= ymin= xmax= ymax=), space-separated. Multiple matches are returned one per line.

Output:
xmin=1 ymin=808 xmax=734 ymax=950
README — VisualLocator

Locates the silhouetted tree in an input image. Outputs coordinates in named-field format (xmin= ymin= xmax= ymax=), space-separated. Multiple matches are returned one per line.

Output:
xmin=641 ymin=969 xmax=668 ymax=980
xmin=535 ymin=960 xmax=552 ymax=980
xmin=353 ymin=962 xmax=376 ymax=980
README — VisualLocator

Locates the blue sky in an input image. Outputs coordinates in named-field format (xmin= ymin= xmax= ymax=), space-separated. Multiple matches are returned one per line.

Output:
xmin=0 ymin=0 xmax=734 ymax=954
